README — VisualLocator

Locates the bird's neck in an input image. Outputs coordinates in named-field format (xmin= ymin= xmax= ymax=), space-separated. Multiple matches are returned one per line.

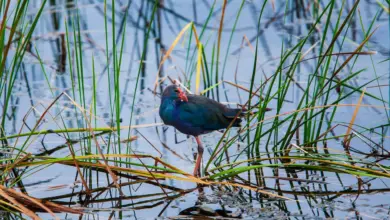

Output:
xmin=162 ymin=97 xmax=181 ymax=107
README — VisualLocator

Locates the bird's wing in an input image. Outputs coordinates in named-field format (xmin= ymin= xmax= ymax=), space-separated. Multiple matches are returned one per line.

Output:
xmin=177 ymin=95 xmax=230 ymax=130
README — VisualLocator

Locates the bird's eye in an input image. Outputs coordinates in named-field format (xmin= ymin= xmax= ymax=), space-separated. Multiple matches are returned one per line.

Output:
xmin=174 ymin=89 xmax=179 ymax=92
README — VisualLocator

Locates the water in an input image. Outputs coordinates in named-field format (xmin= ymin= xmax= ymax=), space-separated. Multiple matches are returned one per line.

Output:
xmin=1 ymin=0 xmax=390 ymax=219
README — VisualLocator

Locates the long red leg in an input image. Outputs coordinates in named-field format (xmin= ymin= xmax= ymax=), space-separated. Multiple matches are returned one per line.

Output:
xmin=193 ymin=136 xmax=204 ymax=177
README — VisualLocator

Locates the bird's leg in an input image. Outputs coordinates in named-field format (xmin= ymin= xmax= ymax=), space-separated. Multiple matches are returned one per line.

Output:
xmin=193 ymin=136 xmax=204 ymax=177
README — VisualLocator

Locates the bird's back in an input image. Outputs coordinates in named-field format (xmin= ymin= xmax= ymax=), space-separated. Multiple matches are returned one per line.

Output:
xmin=162 ymin=94 xmax=244 ymax=136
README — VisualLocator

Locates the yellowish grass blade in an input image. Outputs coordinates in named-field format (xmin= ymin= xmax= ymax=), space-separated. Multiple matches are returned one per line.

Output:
xmin=344 ymin=88 xmax=366 ymax=147
xmin=200 ymin=81 xmax=222 ymax=95
xmin=191 ymin=23 xmax=200 ymax=45
xmin=195 ymin=43 xmax=203 ymax=94
xmin=0 ymin=187 xmax=41 ymax=219
xmin=154 ymin=22 xmax=193 ymax=92
xmin=376 ymin=0 xmax=389 ymax=14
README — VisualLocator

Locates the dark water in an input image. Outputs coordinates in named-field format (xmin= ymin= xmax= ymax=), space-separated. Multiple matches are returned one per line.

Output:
xmin=1 ymin=0 xmax=390 ymax=219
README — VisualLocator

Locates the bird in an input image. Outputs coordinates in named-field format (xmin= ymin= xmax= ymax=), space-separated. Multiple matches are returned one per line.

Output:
xmin=159 ymin=84 xmax=245 ymax=177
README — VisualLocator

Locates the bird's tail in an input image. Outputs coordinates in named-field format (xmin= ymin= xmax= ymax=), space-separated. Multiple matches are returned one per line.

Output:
xmin=224 ymin=107 xmax=272 ymax=127
xmin=223 ymin=108 xmax=246 ymax=118
xmin=247 ymin=107 xmax=273 ymax=115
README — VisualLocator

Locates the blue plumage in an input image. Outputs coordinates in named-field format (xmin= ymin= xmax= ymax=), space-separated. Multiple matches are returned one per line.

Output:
xmin=159 ymin=84 xmax=245 ymax=176
xmin=159 ymin=85 xmax=244 ymax=136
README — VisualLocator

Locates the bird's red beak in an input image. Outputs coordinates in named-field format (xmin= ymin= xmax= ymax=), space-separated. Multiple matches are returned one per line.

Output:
xmin=177 ymin=87 xmax=188 ymax=102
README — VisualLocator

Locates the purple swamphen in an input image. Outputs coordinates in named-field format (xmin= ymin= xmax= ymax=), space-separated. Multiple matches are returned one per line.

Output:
xmin=159 ymin=84 xmax=245 ymax=177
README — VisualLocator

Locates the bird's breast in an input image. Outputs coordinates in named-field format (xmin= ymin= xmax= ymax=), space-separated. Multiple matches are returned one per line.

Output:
xmin=160 ymin=99 xmax=178 ymax=125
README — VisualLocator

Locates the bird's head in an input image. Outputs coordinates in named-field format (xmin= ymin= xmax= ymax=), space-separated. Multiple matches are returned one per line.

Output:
xmin=162 ymin=84 xmax=189 ymax=102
